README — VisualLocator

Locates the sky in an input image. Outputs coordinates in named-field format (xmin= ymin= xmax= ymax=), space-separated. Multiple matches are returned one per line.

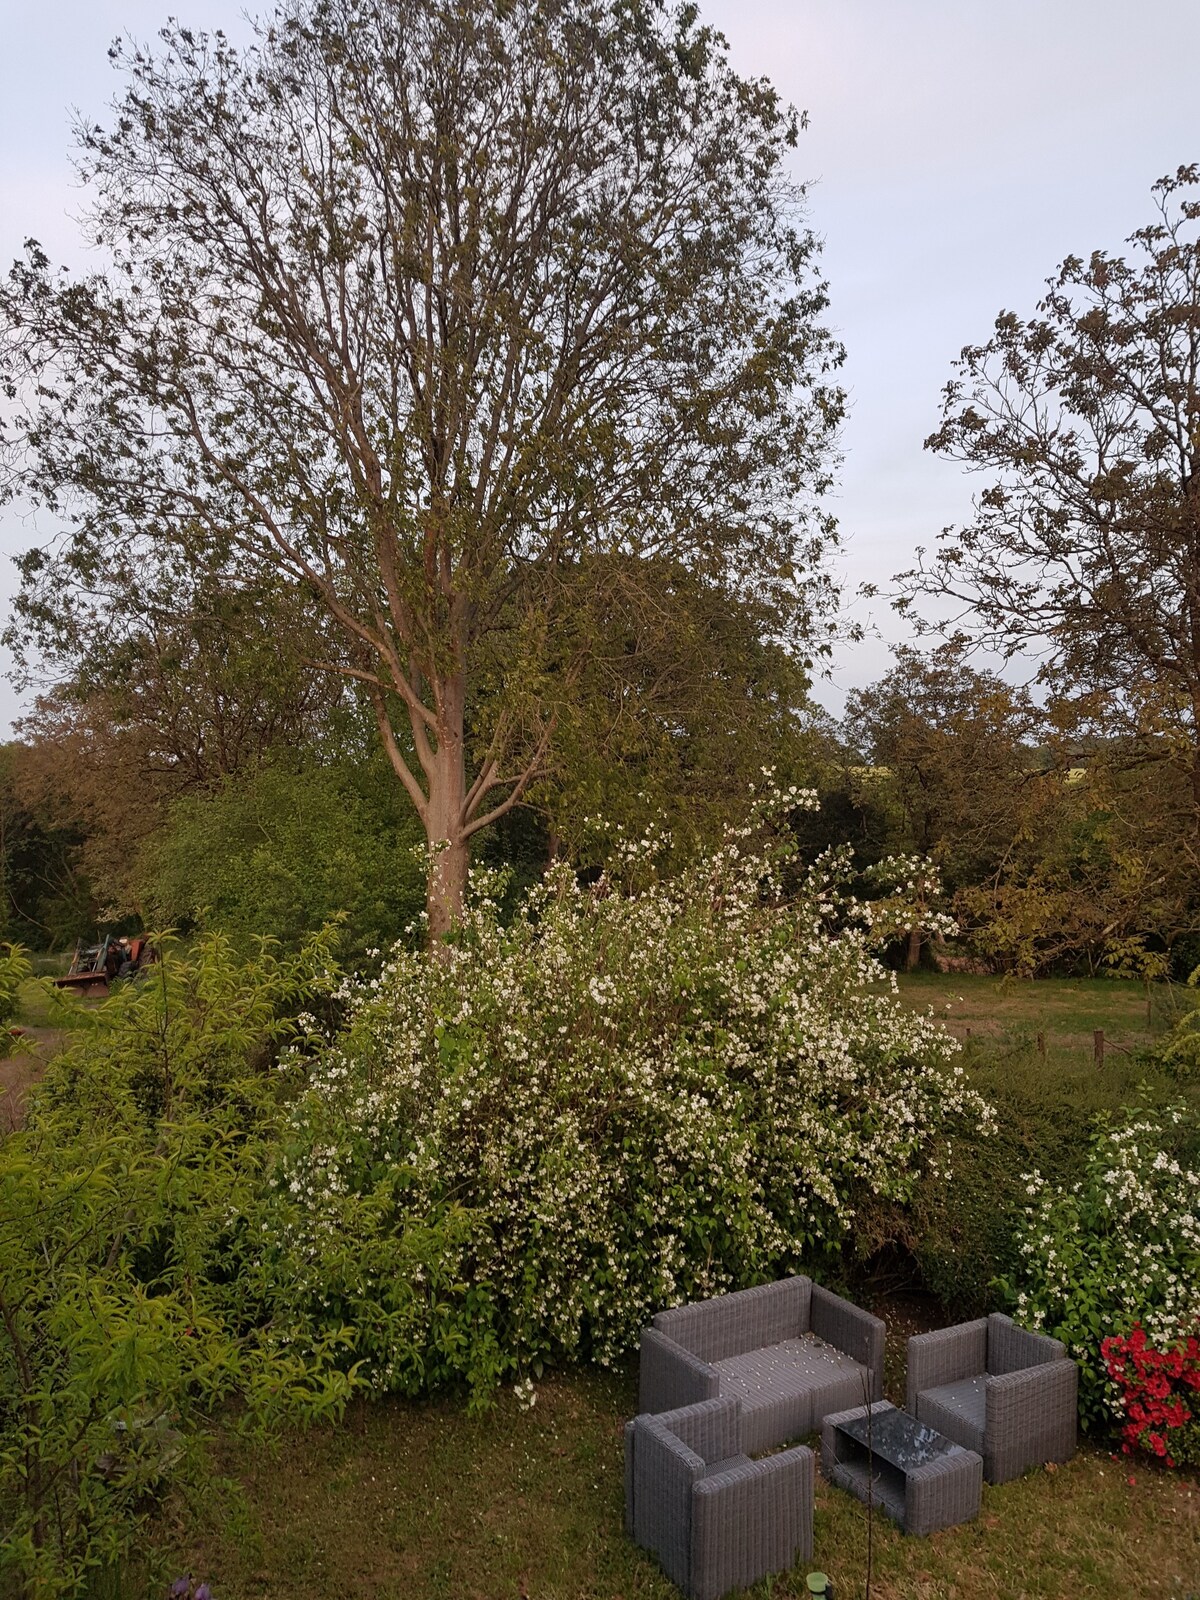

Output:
xmin=2 ymin=0 xmax=1199 ymax=728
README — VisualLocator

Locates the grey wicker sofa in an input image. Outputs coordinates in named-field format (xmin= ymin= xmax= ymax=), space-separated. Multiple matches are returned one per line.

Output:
xmin=639 ymin=1276 xmax=885 ymax=1454
xmin=907 ymin=1312 xmax=1078 ymax=1484
xmin=624 ymin=1396 xmax=814 ymax=1600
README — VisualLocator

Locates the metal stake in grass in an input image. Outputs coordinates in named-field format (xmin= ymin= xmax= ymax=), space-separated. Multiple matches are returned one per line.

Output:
xmin=858 ymin=1371 xmax=874 ymax=1600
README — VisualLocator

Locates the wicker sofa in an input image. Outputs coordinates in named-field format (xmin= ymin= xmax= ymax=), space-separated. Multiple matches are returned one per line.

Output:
xmin=624 ymin=1395 xmax=813 ymax=1600
xmin=907 ymin=1312 xmax=1078 ymax=1484
xmin=638 ymin=1276 xmax=885 ymax=1455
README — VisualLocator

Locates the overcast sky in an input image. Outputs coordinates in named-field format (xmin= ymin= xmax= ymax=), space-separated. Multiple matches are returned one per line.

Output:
xmin=2 ymin=0 xmax=1198 ymax=728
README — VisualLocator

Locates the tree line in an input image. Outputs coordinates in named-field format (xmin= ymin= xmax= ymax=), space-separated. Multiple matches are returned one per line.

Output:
xmin=0 ymin=0 xmax=1198 ymax=975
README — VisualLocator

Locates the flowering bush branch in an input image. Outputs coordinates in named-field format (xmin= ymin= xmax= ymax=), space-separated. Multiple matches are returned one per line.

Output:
xmin=1002 ymin=1105 xmax=1200 ymax=1430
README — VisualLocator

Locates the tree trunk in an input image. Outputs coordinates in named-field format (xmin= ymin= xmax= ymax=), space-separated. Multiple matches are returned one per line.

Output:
xmin=424 ymin=672 xmax=470 ymax=946
xmin=904 ymin=925 xmax=922 ymax=971
xmin=427 ymin=830 xmax=468 ymax=944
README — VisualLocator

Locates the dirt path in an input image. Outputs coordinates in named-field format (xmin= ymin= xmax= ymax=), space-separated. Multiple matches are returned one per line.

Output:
xmin=0 ymin=1028 xmax=69 ymax=1132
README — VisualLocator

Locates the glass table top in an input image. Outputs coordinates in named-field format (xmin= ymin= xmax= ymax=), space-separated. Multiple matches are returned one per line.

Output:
xmin=835 ymin=1407 xmax=958 ymax=1472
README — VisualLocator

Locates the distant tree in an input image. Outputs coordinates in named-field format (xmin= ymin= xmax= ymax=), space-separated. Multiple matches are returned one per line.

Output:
xmin=0 ymin=746 xmax=95 ymax=950
xmin=11 ymin=570 xmax=350 ymax=917
xmin=0 ymin=0 xmax=844 ymax=940
xmin=891 ymin=166 xmax=1200 ymax=833
xmin=843 ymin=648 xmax=1038 ymax=878
xmin=843 ymin=648 xmax=1039 ymax=967
xmin=136 ymin=752 xmax=426 ymax=956
xmin=955 ymin=755 xmax=1195 ymax=979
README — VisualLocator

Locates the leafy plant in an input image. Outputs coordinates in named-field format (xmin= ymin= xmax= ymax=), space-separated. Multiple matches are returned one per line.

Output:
xmin=135 ymin=757 xmax=425 ymax=959
xmin=0 ymin=941 xmax=32 ymax=1055
xmin=0 ymin=930 xmax=358 ymax=1598
xmin=1153 ymin=965 xmax=1200 ymax=1079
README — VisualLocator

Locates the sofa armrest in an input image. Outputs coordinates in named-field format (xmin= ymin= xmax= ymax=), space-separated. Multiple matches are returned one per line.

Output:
xmin=811 ymin=1284 xmax=885 ymax=1401
xmin=629 ymin=1414 xmax=705 ymax=1583
xmin=639 ymin=1326 xmax=720 ymax=1416
xmin=984 ymin=1360 xmax=1078 ymax=1483
xmin=691 ymin=1446 xmax=814 ymax=1600
xmin=906 ymin=1318 xmax=988 ymax=1413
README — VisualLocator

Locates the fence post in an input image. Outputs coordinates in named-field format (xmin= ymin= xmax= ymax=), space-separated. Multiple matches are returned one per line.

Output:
xmin=1093 ymin=1028 xmax=1104 ymax=1068
xmin=1037 ymin=1031 xmax=1046 ymax=1061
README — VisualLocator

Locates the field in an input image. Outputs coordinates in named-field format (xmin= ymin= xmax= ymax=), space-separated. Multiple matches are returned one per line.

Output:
xmin=895 ymin=970 xmax=1176 ymax=1043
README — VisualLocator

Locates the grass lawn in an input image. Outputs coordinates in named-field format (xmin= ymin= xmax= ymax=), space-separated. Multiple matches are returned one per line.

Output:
xmin=893 ymin=972 xmax=1200 ymax=1124
xmin=145 ymin=1369 xmax=1198 ymax=1600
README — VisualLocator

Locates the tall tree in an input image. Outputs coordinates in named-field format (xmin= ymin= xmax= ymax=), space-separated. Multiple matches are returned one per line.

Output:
xmin=890 ymin=166 xmax=1200 ymax=830
xmin=0 ymin=0 xmax=844 ymax=938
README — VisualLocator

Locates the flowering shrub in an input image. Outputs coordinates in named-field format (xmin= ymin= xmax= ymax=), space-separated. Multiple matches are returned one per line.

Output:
xmin=252 ymin=803 xmax=991 ymax=1400
xmin=1101 ymin=1324 xmax=1200 ymax=1467
xmin=1002 ymin=1106 xmax=1200 ymax=1429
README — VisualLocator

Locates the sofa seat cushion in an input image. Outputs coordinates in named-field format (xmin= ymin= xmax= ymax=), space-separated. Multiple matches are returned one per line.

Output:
xmin=714 ymin=1335 xmax=867 ymax=1453
xmin=916 ymin=1376 xmax=986 ymax=1456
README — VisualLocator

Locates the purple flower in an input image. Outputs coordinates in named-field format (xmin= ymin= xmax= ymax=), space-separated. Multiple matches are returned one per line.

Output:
xmin=170 ymin=1581 xmax=190 ymax=1599
xmin=194 ymin=1586 xmax=212 ymax=1600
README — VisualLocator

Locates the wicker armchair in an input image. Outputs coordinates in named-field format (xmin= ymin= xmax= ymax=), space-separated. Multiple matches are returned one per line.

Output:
xmin=907 ymin=1312 xmax=1078 ymax=1484
xmin=638 ymin=1276 xmax=885 ymax=1454
xmin=624 ymin=1396 xmax=814 ymax=1600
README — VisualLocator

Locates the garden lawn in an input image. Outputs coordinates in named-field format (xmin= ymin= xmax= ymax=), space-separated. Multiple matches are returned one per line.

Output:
xmin=150 ymin=1371 xmax=1198 ymax=1600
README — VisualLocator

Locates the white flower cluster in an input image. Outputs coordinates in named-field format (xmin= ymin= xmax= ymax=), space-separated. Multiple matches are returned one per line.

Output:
xmin=253 ymin=801 xmax=991 ymax=1394
xmin=1011 ymin=1107 xmax=1200 ymax=1423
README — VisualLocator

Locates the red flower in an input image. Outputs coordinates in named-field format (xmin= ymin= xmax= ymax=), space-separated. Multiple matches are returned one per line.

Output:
xmin=1102 ymin=1322 xmax=1200 ymax=1471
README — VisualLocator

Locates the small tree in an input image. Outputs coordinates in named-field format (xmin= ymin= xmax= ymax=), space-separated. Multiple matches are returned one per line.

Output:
xmin=891 ymin=166 xmax=1200 ymax=837
xmin=0 ymin=0 xmax=844 ymax=939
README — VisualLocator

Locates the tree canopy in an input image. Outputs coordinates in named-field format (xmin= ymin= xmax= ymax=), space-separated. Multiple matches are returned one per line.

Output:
xmin=892 ymin=166 xmax=1200 ymax=819
xmin=0 ymin=0 xmax=844 ymax=937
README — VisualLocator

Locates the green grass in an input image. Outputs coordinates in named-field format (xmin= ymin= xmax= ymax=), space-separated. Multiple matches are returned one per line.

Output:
xmin=896 ymin=971 xmax=1200 ymax=1122
xmin=133 ymin=1370 xmax=1197 ymax=1600
xmin=896 ymin=971 xmax=1179 ymax=1040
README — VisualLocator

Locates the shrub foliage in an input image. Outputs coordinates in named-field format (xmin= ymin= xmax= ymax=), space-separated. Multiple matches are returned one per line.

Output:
xmin=0 ymin=934 xmax=357 ymax=1598
xmin=1001 ymin=1105 xmax=1200 ymax=1430
xmin=254 ymin=806 xmax=991 ymax=1397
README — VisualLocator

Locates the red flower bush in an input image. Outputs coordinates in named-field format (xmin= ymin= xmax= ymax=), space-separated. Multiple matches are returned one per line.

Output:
xmin=1101 ymin=1324 xmax=1200 ymax=1468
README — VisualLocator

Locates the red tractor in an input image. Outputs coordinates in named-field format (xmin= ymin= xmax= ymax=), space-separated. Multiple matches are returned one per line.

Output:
xmin=54 ymin=936 xmax=157 ymax=998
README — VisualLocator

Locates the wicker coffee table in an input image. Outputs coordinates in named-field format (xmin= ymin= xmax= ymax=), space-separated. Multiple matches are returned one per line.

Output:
xmin=822 ymin=1400 xmax=982 ymax=1537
